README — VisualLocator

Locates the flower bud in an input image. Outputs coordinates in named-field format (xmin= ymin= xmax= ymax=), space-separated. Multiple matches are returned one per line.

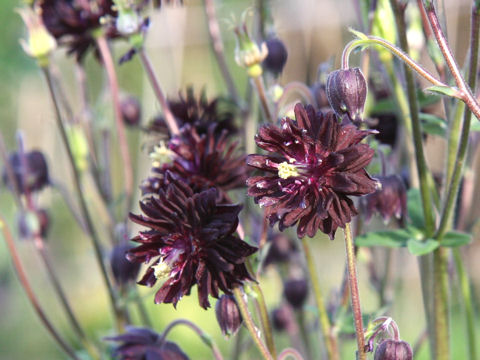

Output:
xmin=120 ymin=96 xmax=141 ymax=126
xmin=374 ymin=340 xmax=413 ymax=360
xmin=263 ymin=38 xmax=288 ymax=75
xmin=110 ymin=243 xmax=141 ymax=285
xmin=326 ymin=67 xmax=367 ymax=123
xmin=17 ymin=208 xmax=50 ymax=239
xmin=215 ymin=295 xmax=242 ymax=337
xmin=2 ymin=150 xmax=49 ymax=194
xmin=283 ymin=278 xmax=309 ymax=309
xmin=234 ymin=24 xmax=268 ymax=78
xmin=271 ymin=305 xmax=295 ymax=332
xmin=264 ymin=233 xmax=296 ymax=266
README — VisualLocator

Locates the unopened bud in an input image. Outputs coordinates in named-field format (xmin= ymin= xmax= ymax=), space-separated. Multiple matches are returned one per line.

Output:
xmin=110 ymin=243 xmax=141 ymax=285
xmin=215 ymin=295 xmax=242 ymax=337
xmin=17 ymin=208 xmax=50 ymax=239
xmin=374 ymin=340 xmax=413 ymax=360
xmin=283 ymin=278 xmax=309 ymax=309
xmin=121 ymin=96 xmax=141 ymax=126
xmin=3 ymin=150 xmax=49 ymax=194
xmin=326 ymin=67 xmax=367 ymax=123
xmin=263 ymin=38 xmax=288 ymax=75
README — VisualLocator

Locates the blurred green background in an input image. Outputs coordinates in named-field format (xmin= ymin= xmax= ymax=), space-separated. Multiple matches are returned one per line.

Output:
xmin=1 ymin=0 xmax=479 ymax=359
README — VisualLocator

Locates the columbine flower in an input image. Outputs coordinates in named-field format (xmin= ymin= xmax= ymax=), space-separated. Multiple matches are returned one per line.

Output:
xmin=39 ymin=0 xmax=118 ymax=61
xmin=263 ymin=38 xmax=288 ymax=76
xmin=142 ymin=124 xmax=248 ymax=201
xmin=2 ymin=150 xmax=50 ymax=194
xmin=110 ymin=243 xmax=141 ymax=286
xmin=247 ymin=103 xmax=376 ymax=239
xmin=148 ymin=88 xmax=237 ymax=138
xmin=128 ymin=173 xmax=256 ymax=309
xmin=215 ymin=295 xmax=243 ymax=337
xmin=362 ymin=175 xmax=407 ymax=224
xmin=105 ymin=327 xmax=189 ymax=360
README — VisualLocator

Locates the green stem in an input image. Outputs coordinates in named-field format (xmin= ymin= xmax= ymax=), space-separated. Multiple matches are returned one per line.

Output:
xmin=233 ymin=286 xmax=274 ymax=360
xmin=0 ymin=217 xmax=80 ymax=360
xmin=42 ymin=67 xmax=126 ymax=332
xmin=432 ymin=248 xmax=450 ymax=360
xmin=343 ymin=223 xmax=366 ymax=360
xmin=453 ymin=249 xmax=477 ymax=360
xmin=252 ymin=76 xmax=273 ymax=123
xmin=251 ymin=283 xmax=277 ymax=358
xmin=301 ymin=239 xmax=339 ymax=360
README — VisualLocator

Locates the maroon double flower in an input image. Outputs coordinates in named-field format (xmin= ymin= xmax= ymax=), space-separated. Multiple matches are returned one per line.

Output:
xmin=247 ymin=103 xmax=377 ymax=239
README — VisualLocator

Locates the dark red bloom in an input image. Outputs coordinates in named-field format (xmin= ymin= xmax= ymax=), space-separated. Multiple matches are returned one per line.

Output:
xmin=142 ymin=124 xmax=248 ymax=201
xmin=128 ymin=173 xmax=256 ymax=309
xmin=247 ymin=103 xmax=376 ymax=239
xmin=148 ymin=88 xmax=237 ymax=138
xmin=215 ymin=295 xmax=242 ymax=337
xmin=362 ymin=175 xmax=407 ymax=224
xmin=39 ymin=0 xmax=118 ymax=61
xmin=105 ymin=327 xmax=189 ymax=360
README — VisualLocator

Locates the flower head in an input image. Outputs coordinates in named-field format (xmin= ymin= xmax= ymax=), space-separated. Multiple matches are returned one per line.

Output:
xmin=105 ymin=327 xmax=189 ymax=360
xmin=142 ymin=124 xmax=248 ymax=202
xmin=247 ymin=103 xmax=376 ymax=239
xmin=128 ymin=173 xmax=256 ymax=309
xmin=2 ymin=150 xmax=50 ymax=194
xmin=39 ymin=0 xmax=118 ymax=61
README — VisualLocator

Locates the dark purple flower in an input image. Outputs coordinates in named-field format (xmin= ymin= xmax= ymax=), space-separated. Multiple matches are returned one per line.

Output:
xmin=128 ymin=173 xmax=257 ymax=309
xmin=148 ymin=88 xmax=237 ymax=138
xmin=215 ymin=295 xmax=242 ymax=337
xmin=374 ymin=340 xmax=413 ymax=360
xmin=142 ymin=124 xmax=248 ymax=202
xmin=362 ymin=175 xmax=407 ymax=224
xmin=39 ymin=0 xmax=118 ymax=61
xmin=247 ymin=103 xmax=376 ymax=239
xmin=106 ymin=327 xmax=189 ymax=360
xmin=110 ymin=243 xmax=141 ymax=286
xmin=283 ymin=278 xmax=308 ymax=309
xmin=2 ymin=150 xmax=49 ymax=194
xmin=263 ymin=38 xmax=288 ymax=75
xmin=264 ymin=233 xmax=297 ymax=266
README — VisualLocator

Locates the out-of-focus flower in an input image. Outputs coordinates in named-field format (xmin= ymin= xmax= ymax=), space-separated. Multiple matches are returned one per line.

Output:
xmin=271 ymin=305 xmax=296 ymax=332
xmin=215 ymin=295 xmax=242 ymax=337
xmin=148 ymin=88 xmax=237 ymax=138
xmin=121 ymin=95 xmax=142 ymax=127
xmin=17 ymin=208 xmax=50 ymax=239
xmin=326 ymin=68 xmax=368 ymax=123
xmin=283 ymin=278 xmax=308 ymax=309
xmin=110 ymin=243 xmax=141 ymax=286
xmin=2 ymin=150 xmax=49 ymax=194
xmin=362 ymin=175 xmax=407 ymax=224
xmin=128 ymin=173 xmax=257 ymax=309
xmin=263 ymin=38 xmax=288 ymax=75
xmin=247 ymin=103 xmax=376 ymax=239
xmin=234 ymin=23 xmax=268 ymax=78
xmin=105 ymin=327 xmax=189 ymax=360
xmin=142 ymin=124 xmax=248 ymax=202
xmin=374 ymin=339 xmax=413 ymax=360
xmin=264 ymin=233 xmax=297 ymax=266
xmin=39 ymin=0 xmax=118 ymax=61
xmin=17 ymin=5 xmax=57 ymax=67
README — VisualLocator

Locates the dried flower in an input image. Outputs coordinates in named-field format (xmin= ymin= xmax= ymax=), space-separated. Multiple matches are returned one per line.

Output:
xmin=234 ymin=23 xmax=268 ymax=78
xmin=263 ymin=38 xmax=288 ymax=75
xmin=247 ymin=103 xmax=376 ymax=239
xmin=106 ymin=327 xmax=189 ymax=360
xmin=362 ymin=175 xmax=407 ymax=224
xmin=326 ymin=68 xmax=367 ymax=123
xmin=128 ymin=173 xmax=256 ymax=309
xmin=283 ymin=278 xmax=308 ymax=309
xmin=148 ymin=88 xmax=237 ymax=138
xmin=142 ymin=124 xmax=248 ymax=202
xmin=374 ymin=340 xmax=413 ymax=360
xmin=39 ymin=0 xmax=118 ymax=61
xmin=215 ymin=295 xmax=243 ymax=337
xmin=110 ymin=243 xmax=141 ymax=286
xmin=2 ymin=150 xmax=49 ymax=194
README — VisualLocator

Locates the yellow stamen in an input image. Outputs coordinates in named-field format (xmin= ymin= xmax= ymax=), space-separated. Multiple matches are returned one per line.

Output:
xmin=278 ymin=161 xmax=299 ymax=179
xmin=152 ymin=261 xmax=171 ymax=280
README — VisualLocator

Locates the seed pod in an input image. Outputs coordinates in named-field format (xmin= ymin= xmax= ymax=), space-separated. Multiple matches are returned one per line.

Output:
xmin=121 ymin=96 xmax=141 ymax=126
xmin=283 ymin=278 xmax=308 ymax=309
xmin=110 ymin=243 xmax=141 ymax=285
xmin=2 ymin=150 xmax=49 ymax=194
xmin=326 ymin=67 xmax=367 ymax=123
xmin=374 ymin=340 xmax=413 ymax=360
xmin=263 ymin=38 xmax=288 ymax=75
xmin=215 ymin=295 xmax=242 ymax=337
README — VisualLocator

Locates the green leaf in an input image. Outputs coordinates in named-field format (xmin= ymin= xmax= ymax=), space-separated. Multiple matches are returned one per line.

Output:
xmin=441 ymin=231 xmax=472 ymax=247
xmin=424 ymin=85 xmax=461 ymax=99
xmin=356 ymin=229 xmax=412 ymax=248
xmin=407 ymin=238 xmax=439 ymax=256
xmin=420 ymin=113 xmax=447 ymax=137
xmin=407 ymin=188 xmax=424 ymax=228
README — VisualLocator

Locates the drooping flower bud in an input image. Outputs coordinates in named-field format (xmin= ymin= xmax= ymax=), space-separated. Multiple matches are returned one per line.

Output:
xmin=215 ymin=295 xmax=243 ymax=337
xmin=120 ymin=95 xmax=142 ymax=126
xmin=374 ymin=340 xmax=413 ymax=360
xmin=2 ymin=150 xmax=49 ymax=194
xmin=264 ymin=233 xmax=296 ymax=266
xmin=263 ymin=38 xmax=288 ymax=75
xmin=271 ymin=305 xmax=295 ymax=332
xmin=17 ymin=208 xmax=50 ymax=239
xmin=283 ymin=278 xmax=309 ymax=309
xmin=326 ymin=67 xmax=367 ymax=123
xmin=110 ymin=243 xmax=141 ymax=285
